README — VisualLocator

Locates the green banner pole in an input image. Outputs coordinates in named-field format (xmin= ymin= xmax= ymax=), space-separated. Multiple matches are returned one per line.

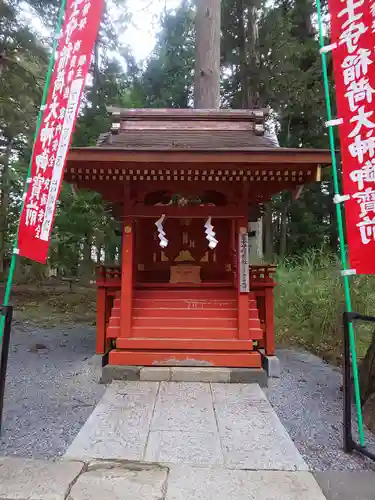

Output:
xmin=315 ymin=0 xmax=365 ymax=445
xmin=0 ymin=0 xmax=68 ymax=340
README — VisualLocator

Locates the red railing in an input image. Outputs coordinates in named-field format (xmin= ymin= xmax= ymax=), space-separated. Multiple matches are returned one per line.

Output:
xmin=95 ymin=265 xmax=121 ymax=354
xmin=249 ymin=265 xmax=277 ymax=356
xmin=96 ymin=265 xmax=121 ymax=286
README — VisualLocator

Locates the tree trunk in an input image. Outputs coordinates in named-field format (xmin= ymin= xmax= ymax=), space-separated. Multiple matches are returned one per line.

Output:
xmin=0 ymin=137 xmax=13 ymax=277
xmin=263 ymin=204 xmax=273 ymax=262
xmin=96 ymin=245 xmax=102 ymax=264
xmin=81 ymin=235 xmax=93 ymax=280
xmin=279 ymin=204 xmax=288 ymax=259
xmin=194 ymin=0 xmax=221 ymax=108
xmin=244 ymin=1 xmax=260 ymax=108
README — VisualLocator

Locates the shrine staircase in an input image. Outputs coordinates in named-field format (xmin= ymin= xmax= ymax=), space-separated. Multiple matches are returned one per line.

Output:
xmin=106 ymin=288 xmax=264 ymax=367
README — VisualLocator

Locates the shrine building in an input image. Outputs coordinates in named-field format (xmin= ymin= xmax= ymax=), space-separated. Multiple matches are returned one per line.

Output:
xmin=65 ymin=108 xmax=331 ymax=370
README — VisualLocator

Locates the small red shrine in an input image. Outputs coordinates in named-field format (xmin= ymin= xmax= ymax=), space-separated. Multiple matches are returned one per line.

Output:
xmin=65 ymin=108 xmax=330 ymax=369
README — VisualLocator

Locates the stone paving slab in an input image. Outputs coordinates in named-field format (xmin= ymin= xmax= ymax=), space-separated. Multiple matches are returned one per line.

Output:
xmin=68 ymin=463 xmax=168 ymax=500
xmin=211 ymin=383 xmax=268 ymax=404
xmin=0 ymin=457 xmax=84 ymax=500
xmin=314 ymin=471 xmax=375 ymax=500
xmin=65 ymin=382 xmax=158 ymax=461
xmin=151 ymin=382 xmax=217 ymax=432
xmin=157 ymin=381 xmax=211 ymax=403
xmin=213 ymin=385 xmax=307 ymax=471
xmin=165 ymin=466 xmax=327 ymax=500
xmin=145 ymin=431 xmax=223 ymax=465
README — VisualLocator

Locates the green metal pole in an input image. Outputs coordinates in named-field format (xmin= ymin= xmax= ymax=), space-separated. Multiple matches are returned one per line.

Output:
xmin=315 ymin=0 xmax=365 ymax=445
xmin=0 ymin=0 xmax=68 ymax=339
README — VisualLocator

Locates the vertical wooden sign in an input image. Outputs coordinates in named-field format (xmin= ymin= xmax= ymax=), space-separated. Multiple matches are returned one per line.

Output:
xmin=238 ymin=230 xmax=249 ymax=292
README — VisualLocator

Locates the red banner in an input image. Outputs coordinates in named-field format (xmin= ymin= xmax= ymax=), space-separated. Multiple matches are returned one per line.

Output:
xmin=328 ymin=0 xmax=375 ymax=274
xmin=17 ymin=0 xmax=104 ymax=263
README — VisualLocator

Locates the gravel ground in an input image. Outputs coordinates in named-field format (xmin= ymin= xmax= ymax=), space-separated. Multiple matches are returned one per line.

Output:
xmin=267 ymin=348 xmax=375 ymax=471
xmin=1 ymin=325 xmax=375 ymax=470
xmin=0 ymin=323 xmax=105 ymax=458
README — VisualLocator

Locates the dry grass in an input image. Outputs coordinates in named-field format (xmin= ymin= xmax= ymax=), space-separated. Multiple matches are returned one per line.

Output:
xmin=4 ymin=284 xmax=97 ymax=327
xmin=275 ymin=250 xmax=375 ymax=363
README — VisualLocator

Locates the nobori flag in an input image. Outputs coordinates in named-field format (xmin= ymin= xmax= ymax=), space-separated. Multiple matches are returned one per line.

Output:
xmin=18 ymin=0 xmax=104 ymax=263
xmin=328 ymin=0 xmax=375 ymax=274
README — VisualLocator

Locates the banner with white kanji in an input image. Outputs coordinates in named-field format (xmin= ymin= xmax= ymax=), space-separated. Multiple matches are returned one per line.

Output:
xmin=328 ymin=0 xmax=375 ymax=274
xmin=17 ymin=0 xmax=104 ymax=263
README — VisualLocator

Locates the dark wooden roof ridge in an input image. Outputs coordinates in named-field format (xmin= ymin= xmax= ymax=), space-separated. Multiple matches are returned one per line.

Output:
xmin=106 ymin=107 xmax=269 ymax=121
xmin=71 ymin=145 xmax=330 ymax=153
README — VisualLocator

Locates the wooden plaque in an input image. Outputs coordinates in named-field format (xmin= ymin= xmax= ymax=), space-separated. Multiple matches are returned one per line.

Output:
xmin=170 ymin=264 xmax=201 ymax=284
xmin=239 ymin=231 xmax=249 ymax=292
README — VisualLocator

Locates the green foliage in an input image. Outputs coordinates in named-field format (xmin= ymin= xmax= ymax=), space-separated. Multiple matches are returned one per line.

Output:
xmin=275 ymin=250 xmax=375 ymax=362
xmin=137 ymin=1 xmax=195 ymax=108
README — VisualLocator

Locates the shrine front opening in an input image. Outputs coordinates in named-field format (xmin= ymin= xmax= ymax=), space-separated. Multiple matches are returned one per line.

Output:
xmin=65 ymin=108 xmax=331 ymax=369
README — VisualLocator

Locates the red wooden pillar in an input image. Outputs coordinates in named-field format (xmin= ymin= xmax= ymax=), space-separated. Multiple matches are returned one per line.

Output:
xmin=120 ymin=218 xmax=134 ymax=338
xmin=237 ymin=218 xmax=249 ymax=340
xmin=96 ymin=285 xmax=106 ymax=354
xmin=231 ymin=219 xmax=236 ymax=287
xmin=264 ymin=285 xmax=275 ymax=355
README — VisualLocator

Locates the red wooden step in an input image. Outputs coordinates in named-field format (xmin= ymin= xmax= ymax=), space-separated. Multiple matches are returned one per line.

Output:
xmin=109 ymin=349 xmax=262 ymax=368
xmin=112 ymin=297 xmax=258 ymax=309
xmin=108 ymin=326 xmax=262 ymax=341
xmin=131 ymin=326 xmax=237 ymax=339
xmin=134 ymin=290 xmax=235 ymax=300
xmin=107 ymin=325 xmax=120 ymax=338
xmin=132 ymin=299 xmax=239 ymax=310
xmin=116 ymin=338 xmax=253 ymax=351
xmin=132 ymin=316 xmax=238 ymax=329
xmin=110 ymin=307 xmax=121 ymax=317
xmin=249 ymin=328 xmax=263 ymax=340
xmin=132 ymin=307 xmax=237 ymax=319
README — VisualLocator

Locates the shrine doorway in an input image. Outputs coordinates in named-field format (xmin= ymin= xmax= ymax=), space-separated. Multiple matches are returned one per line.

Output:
xmin=135 ymin=217 xmax=234 ymax=287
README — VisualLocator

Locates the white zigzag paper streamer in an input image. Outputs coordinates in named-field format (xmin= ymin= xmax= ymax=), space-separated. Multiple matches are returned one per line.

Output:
xmin=204 ymin=217 xmax=218 ymax=249
xmin=155 ymin=214 xmax=168 ymax=248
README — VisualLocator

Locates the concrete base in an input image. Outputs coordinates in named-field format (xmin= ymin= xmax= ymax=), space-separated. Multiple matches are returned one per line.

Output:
xmin=261 ymin=350 xmax=281 ymax=378
xmin=101 ymin=365 xmax=268 ymax=386
xmin=100 ymin=365 xmax=140 ymax=383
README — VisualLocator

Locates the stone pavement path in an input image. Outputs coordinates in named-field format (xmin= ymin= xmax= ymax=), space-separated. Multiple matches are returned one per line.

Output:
xmin=1 ymin=380 xmax=375 ymax=498
xmin=65 ymin=381 xmax=308 ymax=470
xmin=59 ymin=380 xmax=328 ymax=498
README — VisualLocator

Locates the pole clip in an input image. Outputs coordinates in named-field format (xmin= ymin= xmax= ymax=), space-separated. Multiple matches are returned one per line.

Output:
xmin=334 ymin=194 xmax=350 ymax=204
xmin=13 ymin=248 xmax=20 ymax=255
xmin=341 ymin=269 xmax=356 ymax=277
xmin=326 ymin=118 xmax=344 ymax=127
xmin=320 ymin=42 xmax=337 ymax=54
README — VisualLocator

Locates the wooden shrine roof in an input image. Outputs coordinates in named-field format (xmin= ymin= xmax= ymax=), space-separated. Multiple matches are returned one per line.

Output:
xmin=94 ymin=107 xmax=279 ymax=151
xmin=65 ymin=108 xmax=331 ymax=207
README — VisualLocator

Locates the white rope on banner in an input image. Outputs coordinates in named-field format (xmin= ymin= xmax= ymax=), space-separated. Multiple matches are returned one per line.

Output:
xmin=205 ymin=217 xmax=218 ymax=249
xmin=155 ymin=214 xmax=168 ymax=248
